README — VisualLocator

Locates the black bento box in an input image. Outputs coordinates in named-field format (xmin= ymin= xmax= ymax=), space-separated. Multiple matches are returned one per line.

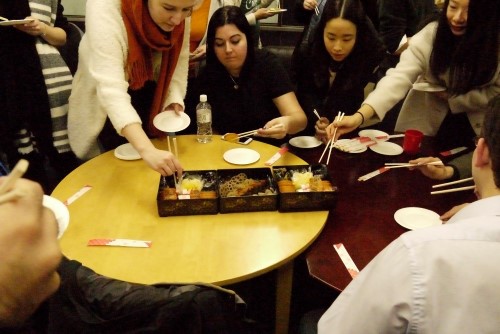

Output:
xmin=217 ymin=168 xmax=278 ymax=213
xmin=273 ymin=164 xmax=338 ymax=212
xmin=156 ymin=170 xmax=218 ymax=217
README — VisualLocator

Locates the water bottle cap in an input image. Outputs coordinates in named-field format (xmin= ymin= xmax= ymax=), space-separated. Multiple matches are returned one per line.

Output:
xmin=200 ymin=94 xmax=207 ymax=102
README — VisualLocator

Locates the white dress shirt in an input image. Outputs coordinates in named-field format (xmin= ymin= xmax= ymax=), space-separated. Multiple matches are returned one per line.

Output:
xmin=318 ymin=195 xmax=500 ymax=334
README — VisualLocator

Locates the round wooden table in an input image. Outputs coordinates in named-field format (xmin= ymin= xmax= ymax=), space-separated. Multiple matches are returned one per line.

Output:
xmin=52 ymin=135 xmax=329 ymax=334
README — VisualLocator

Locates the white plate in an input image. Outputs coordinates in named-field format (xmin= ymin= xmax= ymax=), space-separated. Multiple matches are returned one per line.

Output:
xmin=0 ymin=19 xmax=35 ymax=26
xmin=43 ymin=195 xmax=69 ymax=239
xmin=223 ymin=148 xmax=260 ymax=165
xmin=289 ymin=136 xmax=322 ymax=148
xmin=333 ymin=139 xmax=367 ymax=153
xmin=394 ymin=207 xmax=442 ymax=230
xmin=114 ymin=143 xmax=141 ymax=161
xmin=369 ymin=141 xmax=403 ymax=156
xmin=358 ymin=129 xmax=389 ymax=141
xmin=153 ymin=110 xmax=191 ymax=133
xmin=412 ymin=82 xmax=446 ymax=92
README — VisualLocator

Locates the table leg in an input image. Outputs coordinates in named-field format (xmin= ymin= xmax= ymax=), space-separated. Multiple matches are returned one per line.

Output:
xmin=275 ymin=260 xmax=294 ymax=334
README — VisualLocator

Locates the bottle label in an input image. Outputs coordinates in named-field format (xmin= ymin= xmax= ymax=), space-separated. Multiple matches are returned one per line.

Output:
xmin=196 ymin=109 xmax=212 ymax=123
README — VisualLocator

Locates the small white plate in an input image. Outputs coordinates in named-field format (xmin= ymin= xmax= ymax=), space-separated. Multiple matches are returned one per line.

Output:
xmin=223 ymin=148 xmax=260 ymax=165
xmin=114 ymin=143 xmax=141 ymax=161
xmin=0 ymin=19 xmax=35 ymax=26
xmin=153 ymin=110 xmax=191 ymax=133
xmin=394 ymin=207 xmax=442 ymax=230
xmin=358 ymin=129 xmax=389 ymax=141
xmin=289 ymin=136 xmax=322 ymax=149
xmin=333 ymin=139 xmax=367 ymax=153
xmin=43 ymin=195 xmax=70 ymax=239
xmin=412 ymin=82 xmax=446 ymax=92
xmin=370 ymin=141 xmax=403 ymax=156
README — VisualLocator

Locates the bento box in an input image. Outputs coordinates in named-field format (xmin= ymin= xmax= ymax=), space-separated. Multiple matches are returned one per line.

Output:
xmin=157 ymin=170 xmax=219 ymax=217
xmin=217 ymin=168 xmax=278 ymax=213
xmin=273 ymin=164 xmax=338 ymax=212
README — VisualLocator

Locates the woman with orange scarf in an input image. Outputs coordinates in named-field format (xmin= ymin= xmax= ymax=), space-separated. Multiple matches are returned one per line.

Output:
xmin=68 ymin=0 xmax=198 ymax=176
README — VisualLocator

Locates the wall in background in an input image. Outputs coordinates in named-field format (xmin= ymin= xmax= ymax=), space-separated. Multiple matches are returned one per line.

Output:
xmin=62 ymin=0 xmax=86 ymax=16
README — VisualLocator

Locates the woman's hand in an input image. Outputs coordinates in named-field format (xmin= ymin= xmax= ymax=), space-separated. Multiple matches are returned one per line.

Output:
xmin=254 ymin=8 xmax=277 ymax=20
xmin=190 ymin=44 xmax=206 ymax=61
xmin=164 ymin=103 xmax=184 ymax=115
xmin=302 ymin=0 xmax=319 ymax=11
xmin=326 ymin=114 xmax=362 ymax=141
xmin=14 ymin=16 xmax=47 ymax=37
xmin=256 ymin=117 xmax=289 ymax=139
xmin=408 ymin=157 xmax=454 ymax=180
xmin=140 ymin=146 xmax=183 ymax=177
xmin=315 ymin=117 xmax=330 ymax=143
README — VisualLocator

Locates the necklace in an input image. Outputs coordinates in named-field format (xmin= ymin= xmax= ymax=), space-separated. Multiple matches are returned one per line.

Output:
xmin=228 ymin=74 xmax=239 ymax=90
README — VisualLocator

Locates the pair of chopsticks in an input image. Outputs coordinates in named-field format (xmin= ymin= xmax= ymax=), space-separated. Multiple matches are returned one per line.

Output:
xmin=384 ymin=160 xmax=444 ymax=169
xmin=318 ymin=112 xmax=345 ymax=164
xmin=166 ymin=136 xmax=180 ymax=188
xmin=238 ymin=123 xmax=284 ymax=139
xmin=430 ymin=177 xmax=474 ymax=195
xmin=0 ymin=159 xmax=29 ymax=204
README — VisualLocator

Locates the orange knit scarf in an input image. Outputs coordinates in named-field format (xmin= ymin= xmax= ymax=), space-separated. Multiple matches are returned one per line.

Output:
xmin=121 ymin=0 xmax=185 ymax=136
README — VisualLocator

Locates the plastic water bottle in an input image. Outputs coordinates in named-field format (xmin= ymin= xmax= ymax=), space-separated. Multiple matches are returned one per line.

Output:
xmin=196 ymin=94 xmax=212 ymax=143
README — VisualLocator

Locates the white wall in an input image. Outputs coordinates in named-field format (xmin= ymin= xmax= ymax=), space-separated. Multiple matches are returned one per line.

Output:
xmin=62 ymin=0 xmax=86 ymax=16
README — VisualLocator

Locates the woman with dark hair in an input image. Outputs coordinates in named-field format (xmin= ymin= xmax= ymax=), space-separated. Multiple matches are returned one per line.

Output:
xmin=327 ymin=0 xmax=500 ymax=151
xmin=295 ymin=0 xmax=385 ymax=140
xmin=189 ymin=6 xmax=307 ymax=141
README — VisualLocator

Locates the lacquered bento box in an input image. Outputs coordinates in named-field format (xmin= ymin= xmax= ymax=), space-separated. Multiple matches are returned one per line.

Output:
xmin=273 ymin=164 xmax=338 ymax=212
xmin=157 ymin=170 xmax=219 ymax=217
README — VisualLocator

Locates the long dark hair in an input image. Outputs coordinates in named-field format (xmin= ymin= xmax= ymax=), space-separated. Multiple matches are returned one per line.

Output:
xmin=205 ymin=6 xmax=255 ymax=79
xmin=483 ymin=95 xmax=500 ymax=188
xmin=310 ymin=0 xmax=385 ymax=91
xmin=430 ymin=0 xmax=499 ymax=95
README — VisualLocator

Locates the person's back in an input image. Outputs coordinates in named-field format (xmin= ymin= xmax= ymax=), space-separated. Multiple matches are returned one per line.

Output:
xmin=318 ymin=95 xmax=500 ymax=333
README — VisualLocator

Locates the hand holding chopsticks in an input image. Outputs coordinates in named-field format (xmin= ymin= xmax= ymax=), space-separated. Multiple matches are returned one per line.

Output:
xmin=319 ymin=112 xmax=345 ymax=164
xmin=0 ymin=159 xmax=29 ymax=204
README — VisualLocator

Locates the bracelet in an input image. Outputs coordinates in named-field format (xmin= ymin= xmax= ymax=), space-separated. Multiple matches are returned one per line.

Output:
xmin=355 ymin=111 xmax=365 ymax=125
xmin=41 ymin=24 xmax=47 ymax=37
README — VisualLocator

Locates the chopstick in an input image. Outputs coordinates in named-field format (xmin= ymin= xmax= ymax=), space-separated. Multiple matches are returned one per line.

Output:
xmin=384 ymin=160 xmax=444 ymax=169
xmin=0 ymin=159 xmax=29 ymax=204
xmin=432 ymin=177 xmax=473 ymax=189
xmin=326 ymin=112 xmax=345 ymax=164
xmin=313 ymin=109 xmax=321 ymax=120
xmin=237 ymin=124 xmax=284 ymax=138
xmin=431 ymin=185 xmax=475 ymax=195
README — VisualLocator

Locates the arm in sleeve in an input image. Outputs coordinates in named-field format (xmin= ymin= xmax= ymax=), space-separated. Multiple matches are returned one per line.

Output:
xmin=162 ymin=18 xmax=191 ymax=109
xmin=84 ymin=0 xmax=141 ymax=133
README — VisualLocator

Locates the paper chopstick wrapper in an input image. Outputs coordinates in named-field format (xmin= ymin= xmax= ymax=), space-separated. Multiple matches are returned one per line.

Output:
xmin=88 ymin=238 xmax=152 ymax=248
xmin=440 ymin=146 xmax=467 ymax=157
xmin=358 ymin=167 xmax=389 ymax=181
xmin=64 ymin=185 xmax=92 ymax=206
xmin=334 ymin=243 xmax=360 ymax=279
xmin=265 ymin=145 xmax=288 ymax=166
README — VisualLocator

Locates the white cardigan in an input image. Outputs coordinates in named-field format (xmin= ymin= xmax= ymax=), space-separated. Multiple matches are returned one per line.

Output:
xmin=364 ymin=22 xmax=500 ymax=136
xmin=68 ymin=0 xmax=190 ymax=160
